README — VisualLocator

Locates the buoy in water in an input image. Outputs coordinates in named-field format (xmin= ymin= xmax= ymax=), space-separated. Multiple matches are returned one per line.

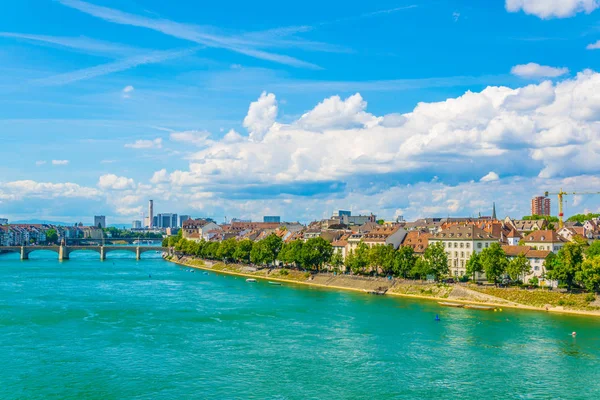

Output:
xmin=572 ymin=331 xmax=577 ymax=337
xmin=435 ymin=314 xmax=440 ymax=322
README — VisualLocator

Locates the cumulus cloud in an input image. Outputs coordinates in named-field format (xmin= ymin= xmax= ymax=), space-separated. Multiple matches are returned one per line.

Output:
xmin=296 ymin=93 xmax=380 ymax=130
xmin=153 ymin=69 xmax=600 ymax=194
xmin=480 ymin=172 xmax=500 ymax=182
xmin=122 ymin=85 xmax=134 ymax=98
xmin=0 ymin=180 xmax=100 ymax=200
xmin=587 ymin=40 xmax=600 ymax=50
xmin=243 ymin=92 xmax=278 ymax=141
xmin=124 ymin=138 xmax=162 ymax=149
xmin=506 ymin=0 xmax=600 ymax=19
xmin=52 ymin=160 xmax=69 ymax=165
xmin=511 ymin=63 xmax=569 ymax=78
xmin=169 ymin=130 xmax=211 ymax=146
xmin=97 ymin=174 xmax=135 ymax=190
xmin=35 ymin=161 xmax=46 ymax=166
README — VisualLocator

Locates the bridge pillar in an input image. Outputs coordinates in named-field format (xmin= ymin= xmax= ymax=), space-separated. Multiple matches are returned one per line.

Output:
xmin=20 ymin=246 xmax=28 ymax=260
xmin=136 ymin=246 xmax=141 ymax=261
xmin=59 ymin=246 xmax=69 ymax=261
xmin=100 ymin=246 xmax=106 ymax=261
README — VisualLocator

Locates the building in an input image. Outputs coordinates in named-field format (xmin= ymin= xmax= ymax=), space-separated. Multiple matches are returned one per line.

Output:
xmin=336 ymin=210 xmax=351 ymax=217
xmin=522 ymin=230 xmax=567 ymax=253
xmin=430 ymin=225 xmax=498 ymax=278
xmin=179 ymin=215 xmax=191 ymax=227
xmin=504 ymin=217 xmax=547 ymax=233
xmin=0 ymin=218 xmax=8 ymax=225
xmin=263 ymin=216 xmax=281 ymax=223
xmin=182 ymin=219 xmax=221 ymax=241
xmin=132 ymin=220 xmax=142 ymax=229
xmin=401 ymin=231 xmax=431 ymax=255
xmin=362 ymin=225 xmax=407 ymax=250
xmin=155 ymin=213 xmax=177 ymax=229
xmin=502 ymin=245 xmax=553 ymax=284
xmin=531 ymin=196 xmax=551 ymax=216
xmin=94 ymin=216 xmax=106 ymax=229
xmin=148 ymin=200 xmax=154 ymax=228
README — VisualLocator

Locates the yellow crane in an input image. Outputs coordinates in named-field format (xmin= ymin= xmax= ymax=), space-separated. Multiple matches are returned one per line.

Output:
xmin=544 ymin=189 xmax=600 ymax=229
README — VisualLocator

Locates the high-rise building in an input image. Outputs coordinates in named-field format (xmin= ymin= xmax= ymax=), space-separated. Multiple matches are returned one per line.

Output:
xmin=336 ymin=210 xmax=352 ymax=217
xmin=152 ymin=216 xmax=158 ymax=228
xmin=132 ymin=220 xmax=142 ymax=229
xmin=94 ymin=215 xmax=106 ymax=229
xmin=531 ymin=196 xmax=551 ymax=216
xmin=155 ymin=213 xmax=177 ymax=229
xmin=179 ymin=215 xmax=191 ymax=227
xmin=263 ymin=216 xmax=281 ymax=223
xmin=148 ymin=200 xmax=154 ymax=228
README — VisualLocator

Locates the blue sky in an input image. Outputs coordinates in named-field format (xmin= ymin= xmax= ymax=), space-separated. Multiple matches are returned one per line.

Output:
xmin=1 ymin=0 xmax=600 ymax=224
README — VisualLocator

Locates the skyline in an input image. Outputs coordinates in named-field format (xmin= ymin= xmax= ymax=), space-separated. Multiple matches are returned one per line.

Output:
xmin=2 ymin=0 xmax=600 ymax=223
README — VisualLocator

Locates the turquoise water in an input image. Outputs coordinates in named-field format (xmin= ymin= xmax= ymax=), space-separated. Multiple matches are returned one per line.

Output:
xmin=1 ymin=251 xmax=600 ymax=399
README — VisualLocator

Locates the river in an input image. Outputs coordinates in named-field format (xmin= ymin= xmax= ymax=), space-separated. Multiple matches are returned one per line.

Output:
xmin=0 ymin=251 xmax=599 ymax=399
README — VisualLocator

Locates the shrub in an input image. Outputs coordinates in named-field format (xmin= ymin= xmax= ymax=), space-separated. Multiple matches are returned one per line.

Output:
xmin=585 ymin=293 xmax=596 ymax=303
xmin=280 ymin=268 xmax=289 ymax=276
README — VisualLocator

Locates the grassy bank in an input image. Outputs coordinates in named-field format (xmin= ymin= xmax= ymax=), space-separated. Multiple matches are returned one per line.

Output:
xmin=166 ymin=255 xmax=600 ymax=317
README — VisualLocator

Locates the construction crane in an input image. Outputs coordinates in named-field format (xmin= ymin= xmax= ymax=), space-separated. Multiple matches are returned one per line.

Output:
xmin=544 ymin=189 xmax=600 ymax=229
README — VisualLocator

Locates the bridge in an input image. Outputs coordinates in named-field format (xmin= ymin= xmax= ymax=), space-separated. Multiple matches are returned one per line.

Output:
xmin=0 ymin=246 xmax=170 ymax=261
xmin=65 ymin=238 xmax=163 ymax=245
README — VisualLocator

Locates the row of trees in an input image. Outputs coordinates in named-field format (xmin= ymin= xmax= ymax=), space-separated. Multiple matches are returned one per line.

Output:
xmin=165 ymin=231 xmax=600 ymax=291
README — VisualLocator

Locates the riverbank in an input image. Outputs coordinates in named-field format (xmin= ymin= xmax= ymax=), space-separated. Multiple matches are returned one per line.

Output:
xmin=166 ymin=255 xmax=600 ymax=318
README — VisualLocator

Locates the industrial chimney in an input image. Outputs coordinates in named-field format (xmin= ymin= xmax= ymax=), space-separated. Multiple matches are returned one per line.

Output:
xmin=149 ymin=200 xmax=154 ymax=228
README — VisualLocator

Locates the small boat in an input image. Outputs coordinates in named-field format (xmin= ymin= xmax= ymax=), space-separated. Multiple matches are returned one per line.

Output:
xmin=367 ymin=290 xmax=386 ymax=295
xmin=268 ymin=281 xmax=281 ymax=286
xmin=464 ymin=304 xmax=496 ymax=311
xmin=246 ymin=278 xmax=257 ymax=283
xmin=438 ymin=302 xmax=465 ymax=308
xmin=203 ymin=272 xmax=209 ymax=275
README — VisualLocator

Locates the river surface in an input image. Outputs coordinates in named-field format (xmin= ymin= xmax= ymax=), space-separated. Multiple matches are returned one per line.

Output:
xmin=1 ymin=251 xmax=599 ymax=399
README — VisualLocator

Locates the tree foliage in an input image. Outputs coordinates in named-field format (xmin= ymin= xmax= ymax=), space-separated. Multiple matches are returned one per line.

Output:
xmin=578 ymin=256 xmax=600 ymax=293
xmin=566 ymin=213 xmax=600 ymax=223
xmin=506 ymin=253 xmax=531 ymax=282
xmin=45 ymin=229 xmax=58 ymax=244
xmin=465 ymin=251 xmax=483 ymax=281
xmin=480 ymin=242 xmax=508 ymax=283
xmin=393 ymin=246 xmax=416 ymax=278
xmin=421 ymin=242 xmax=448 ymax=280
xmin=547 ymin=242 xmax=584 ymax=290
xmin=301 ymin=237 xmax=333 ymax=271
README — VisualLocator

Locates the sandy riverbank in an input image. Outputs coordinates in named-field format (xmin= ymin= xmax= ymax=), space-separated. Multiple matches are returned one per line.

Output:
xmin=166 ymin=255 xmax=600 ymax=318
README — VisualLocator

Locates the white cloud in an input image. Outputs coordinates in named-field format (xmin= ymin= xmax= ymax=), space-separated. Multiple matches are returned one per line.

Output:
xmin=35 ymin=160 xmax=46 ymax=166
xmin=155 ymin=69 xmax=600 ymax=191
xmin=0 ymin=180 xmax=100 ymax=200
xmin=243 ymin=92 xmax=278 ymax=141
xmin=480 ymin=172 xmax=500 ymax=182
xmin=506 ymin=0 xmax=600 ymax=19
xmin=169 ymin=130 xmax=211 ymax=146
xmin=452 ymin=11 xmax=461 ymax=22
xmin=511 ymin=63 xmax=569 ymax=78
xmin=124 ymin=138 xmax=162 ymax=149
xmin=296 ymin=93 xmax=380 ymax=130
xmin=52 ymin=160 xmax=69 ymax=165
xmin=97 ymin=174 xmax=135 ymax=190
xmin=150 ymin=169 xmax=169 ymax=184
xmin=587 ymin=40 xmax=600 ymax=50
xmin=122 ymin=85 xmax=134 ymax=98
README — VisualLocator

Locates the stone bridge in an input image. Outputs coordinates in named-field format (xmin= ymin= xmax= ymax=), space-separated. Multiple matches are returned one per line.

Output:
xmin=0 ymin=246 xmax=170 ymax=261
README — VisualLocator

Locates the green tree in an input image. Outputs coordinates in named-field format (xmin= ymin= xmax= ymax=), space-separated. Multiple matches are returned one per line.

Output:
xmin=45 ymin=229 xmax=58 ymax=244
xmin=465 ymin=251 xmax=483 ymax=281
xmin=250 ymin=240 xmax=270 ymax=265
xmin=480 ymin=242 xmax=508 ymax=283
xmin=217 ymin=238 xmax=237 ymax=262
xmin=522 ymin=215 xmax=559 ymax=223
xmin=506 ymin=254 xmax=531 ymax=282
xmin=330 ymin=250 xmax=344 ymax=272
xmin=586 ymin=241 xmax=600 ymax=258
xmin=346 ymin=243 xmax=370 ymax=275
xmin=421 ymin=242 xmax=448 ymax=281
xmin=279 ymin=240 xmax=304 ymax=267
xmin=547 ymin=242 xmax=584 ymax=290
xmin=263 ymin=234 xmax=283 ymax=264
xmin=393 ymin=246 xmax=416 ymax=278
xmin=410 ymin=257 xmax=430 ymax=280
xmin=577 ymin=255 xmax=600 ymax=292
xmin=301 ymin=237 xmax=333 ymax=271
xmin=368 ymin=245 xmax=395 ymax=275
xmin=567 ymin=213 xmax=600 ymax=223
xmin=233 ymin=239 xmax=253 ymax=263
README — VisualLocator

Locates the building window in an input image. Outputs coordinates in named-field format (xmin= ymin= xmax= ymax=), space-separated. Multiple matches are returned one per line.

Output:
xmin=454 ymin=243 xmax=458 ymax=248
xmin=461 ymin=251 xmax=464 ymax=258
xmin=466 ymin=243 xmax=470 ymax=248
xmin=460 ymin=243 xmax=464 ymax=248
xmin=485 ymin=243 xmax=489 ymax=248
xmin=477 ymin=243 xmax=482 ymax=249
xmin=534 ymin=266 xmax=539 ymax=271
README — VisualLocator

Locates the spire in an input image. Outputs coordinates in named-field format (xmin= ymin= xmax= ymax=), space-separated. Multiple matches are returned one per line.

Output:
xmin=492 ymin=202 xmax=497 ymax=220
